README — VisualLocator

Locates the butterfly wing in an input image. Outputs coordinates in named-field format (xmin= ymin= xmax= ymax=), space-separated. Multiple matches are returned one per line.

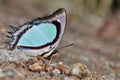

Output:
xmin=8 ymin=8 xmax=66 ymax=57
xmin=17 ymin=23 xmax=57 ymax=47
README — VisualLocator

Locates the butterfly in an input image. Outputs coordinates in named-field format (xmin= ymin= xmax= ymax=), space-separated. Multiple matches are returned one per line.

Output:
xmin=6 ymin=8 xmax=66 ymax=59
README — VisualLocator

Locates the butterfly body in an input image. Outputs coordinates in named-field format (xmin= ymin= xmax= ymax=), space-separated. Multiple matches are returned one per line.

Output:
xmin=6 ymin=8 xmax=66 ymax=58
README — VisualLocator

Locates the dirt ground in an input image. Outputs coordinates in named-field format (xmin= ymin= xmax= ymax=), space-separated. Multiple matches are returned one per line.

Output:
xmin=0 ymin=0 xmax=119 ymax=80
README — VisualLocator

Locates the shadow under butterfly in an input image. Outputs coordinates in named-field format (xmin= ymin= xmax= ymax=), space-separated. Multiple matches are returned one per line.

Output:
xmin=6 ymin=8 xmax=67 ymax=60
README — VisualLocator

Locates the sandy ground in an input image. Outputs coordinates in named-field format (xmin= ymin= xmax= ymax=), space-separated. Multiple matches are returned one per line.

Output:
xmin=0 ymin=1 xmax=119 ymax=80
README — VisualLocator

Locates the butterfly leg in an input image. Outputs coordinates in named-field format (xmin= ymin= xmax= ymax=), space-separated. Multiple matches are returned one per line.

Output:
xmin=49 ymin=57 xmax=53 ymax=65
xmin=46 ymin=50 xmax=59 ymax=64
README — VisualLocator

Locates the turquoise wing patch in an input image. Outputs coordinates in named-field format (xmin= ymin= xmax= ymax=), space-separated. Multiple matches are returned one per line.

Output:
xmin=17 ymin=23 xmax=57 ymax=47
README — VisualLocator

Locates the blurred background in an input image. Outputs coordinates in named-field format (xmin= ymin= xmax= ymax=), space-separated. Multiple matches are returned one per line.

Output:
xmin=0 ymin=0 xmax=120 ymax=79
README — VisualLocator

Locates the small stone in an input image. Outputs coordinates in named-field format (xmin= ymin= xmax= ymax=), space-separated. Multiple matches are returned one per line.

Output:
xmin=28 ymin=63 xmax=43 ymax=72
xmin=57 ymin=62 xmax=69 ymax=75
xmin=64 ymin=76 xmax=79 ymax=80
xmin=0 ymin=69 xmax=5 ymax=77
xmin=6 ymin=70 xmax=16 ymax=77
xmin=52 ymin=69 xmax=61 ymax=75
xmin=58 ymin=62 xmax=63 ymax=65
xmin=69 ymin=63 xmax=90 ymax=78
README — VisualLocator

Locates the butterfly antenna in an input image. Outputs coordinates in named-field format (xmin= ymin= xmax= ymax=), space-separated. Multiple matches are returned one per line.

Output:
xmin=56 ymin=43 xmax=74 ymax=50
xmin=51 ymin=43 xmax=74 ymax=58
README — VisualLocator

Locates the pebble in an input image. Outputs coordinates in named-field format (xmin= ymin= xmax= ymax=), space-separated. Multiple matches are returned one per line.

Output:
xmin=64 ymin=76 xmax=79 ymax=80
xmin=0 ymin=68 xmax=5 ymax=77
xmin=52 ymin=69 xmax=61 ymax=75
xmin=69 ymin=63 xmax=90 ymax=78
xmin=28 ymin=63 xmax=43 ymax=72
